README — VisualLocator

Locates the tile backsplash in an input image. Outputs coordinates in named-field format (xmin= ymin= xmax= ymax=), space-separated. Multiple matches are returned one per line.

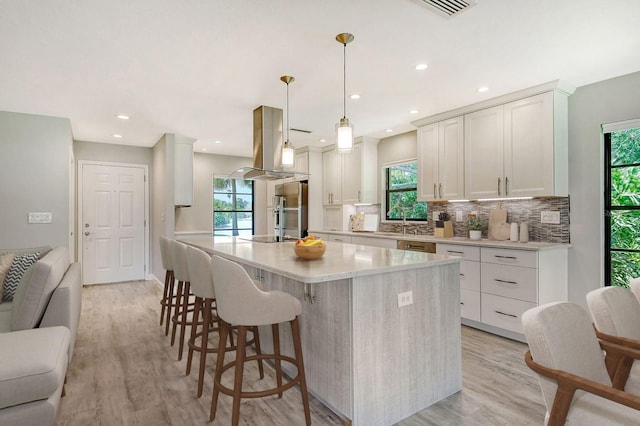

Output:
xmin=360 ymin=197 xmax=570 ymax=243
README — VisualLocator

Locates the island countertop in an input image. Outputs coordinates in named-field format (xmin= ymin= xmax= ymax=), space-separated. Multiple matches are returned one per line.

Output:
xmin=178 ymin=235 xmax=461 ymax=284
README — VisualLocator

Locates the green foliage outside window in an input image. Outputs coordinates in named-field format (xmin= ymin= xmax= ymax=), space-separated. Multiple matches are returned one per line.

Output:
xmin=386 ymin=163 xmax=427 ymax=220
xmin=213 ymin=178 xmax=253 ymax=235
xmin=608 ymin=128 xmax=640 ymax=287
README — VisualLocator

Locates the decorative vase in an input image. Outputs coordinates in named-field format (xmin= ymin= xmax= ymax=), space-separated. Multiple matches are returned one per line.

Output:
xmin=469 ymin=230 xmax=482 ymax=240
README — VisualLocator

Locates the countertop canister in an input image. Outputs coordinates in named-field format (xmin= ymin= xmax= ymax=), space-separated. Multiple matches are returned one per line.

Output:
xmin=519 ymin=222 xmax=529 ymax=243
xmin=510 ymin=222 xmax=519 ymax=242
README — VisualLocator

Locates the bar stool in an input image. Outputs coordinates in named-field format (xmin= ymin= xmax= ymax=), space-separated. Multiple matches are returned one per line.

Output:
xmin=159 ymin=236 xmax=175 ymax=331
xmin=185 ymin=246 xmax=263 ymax=397
xmin=169 ymin=240 xmax=197 ymax=361
xmin=209 ymin=255 xmax=311 ymax=425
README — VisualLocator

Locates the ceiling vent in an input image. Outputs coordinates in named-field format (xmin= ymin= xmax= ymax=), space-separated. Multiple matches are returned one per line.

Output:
xmin=418 ymin=0 xmax=476 ymax=17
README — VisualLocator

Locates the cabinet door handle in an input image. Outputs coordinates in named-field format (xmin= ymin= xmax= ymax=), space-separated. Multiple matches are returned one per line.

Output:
xmin=439 ymin=183 xmax=442 ymax=199
xmin=494 ymin=278 xmax=518 ymax=285
xmin=334 ymin=238 xmax=343 ymax=242
xmin=357 ymin=190 xmax=361 ymax=202
xmin=495 ymin=255 xmax=518 ymax=260
xmin=460 ymin=302 xmax=465 ymax=306
xmin=497 ymin=177 xmax=501 ymax=196
xmin=505 ymin=176 xmax=509 ymax=196
xmin=459 ymin=273 xmax=465 ymax=277
xmin=447 ymin=250 xmax=464 ymax=254
xmin=495 ymin=310 xmax=518 ymax=318
xmin=433 ymin=183 xmax=437 ymax=199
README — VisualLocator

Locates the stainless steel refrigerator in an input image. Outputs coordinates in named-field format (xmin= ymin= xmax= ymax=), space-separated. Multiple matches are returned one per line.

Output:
xmin=273 ymin=180 xmax=308 ymax=240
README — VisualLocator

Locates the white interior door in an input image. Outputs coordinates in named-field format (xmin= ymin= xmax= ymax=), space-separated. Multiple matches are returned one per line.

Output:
xmin=81 ymin=163 xmax=146 ymax=285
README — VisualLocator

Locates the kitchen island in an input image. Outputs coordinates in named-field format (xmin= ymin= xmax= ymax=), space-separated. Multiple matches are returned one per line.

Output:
xmin=179 ymin=235 xmax=462 ymax=426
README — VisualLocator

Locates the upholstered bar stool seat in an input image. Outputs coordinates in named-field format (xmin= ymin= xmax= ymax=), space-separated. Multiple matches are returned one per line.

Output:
xmin=169 ymin=240 xmax=202 ymax=361
xmin=587 ymin=286 xmax=640 ymax=394
xmin=159 ymin=236 xmax=176 ymax=332
xmin=209 ymin=255 xmax=310 ymax=426
xmin=630 ymin=278 xmax=640 ymax=303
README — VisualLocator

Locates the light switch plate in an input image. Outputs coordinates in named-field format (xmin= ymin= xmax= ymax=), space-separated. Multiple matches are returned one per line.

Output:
xmin=28 ymin=212 xmax=52 ymax=224
xmin=433 ymin=212 xmax=440 ymax=221
xmin=541 ymin=211 xmax=560 ymax=224
xmin=456 ymin=211 xmax=463 ymax=222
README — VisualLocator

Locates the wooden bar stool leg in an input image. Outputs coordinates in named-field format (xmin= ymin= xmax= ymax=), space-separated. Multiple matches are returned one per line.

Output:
xmin=178 ymin=282 xmax=191 ymax=360
xmin=253 ymin=326 xmax=264 ymax=379
xmin=231 ymin=325 xmax=248 ymax=426
xmin=186 ymin=296 xmax=202 ymax=376
xmin=170 ymin=280 xmax=184 ymax=346
xmin=291 ymin=317 xmax=311 ymax=426
xmin=272 ymin=323 xmax=283 ymax=398
xmin=197 ymin=298 xmax=212 ymax=398
xmin=160 ymin=270 xmax=170 ymax=325
xmin=164 ymin=273 xmax=175 ymax=336
xmin=210 ymin=320 xmax=230 ymax=422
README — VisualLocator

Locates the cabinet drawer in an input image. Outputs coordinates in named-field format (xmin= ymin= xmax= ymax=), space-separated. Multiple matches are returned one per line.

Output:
xmin=481 ymin=263 xmax=537 ymax=303
xmin=481 ymin=247 xmax=537 ymax=268
xmin=459 ymin=260 xmax=480 ymax=292
xmin=481 ymin=293 xmax=535 ymax=335
xmin=437 ymin=244 xmax=480 ymax=261
xmin=461 ymin=289 xmax=480 ymax=322
xmin=325 ymin=235 xmax=351 ymax=243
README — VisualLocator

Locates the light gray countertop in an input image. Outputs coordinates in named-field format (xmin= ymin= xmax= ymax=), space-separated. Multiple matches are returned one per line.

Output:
xmin=311 ymin=230 xmax=571 ymax=251
xmin=177 ymin=235 xmax=461 ymax=284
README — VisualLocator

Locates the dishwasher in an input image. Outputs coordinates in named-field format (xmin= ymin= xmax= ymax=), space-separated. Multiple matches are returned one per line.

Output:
xmin=397 ymin=240 xmax=437 ymax=253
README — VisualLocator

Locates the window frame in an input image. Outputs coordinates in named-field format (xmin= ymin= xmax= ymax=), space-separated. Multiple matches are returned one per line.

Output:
xmin=213 ymin=177 xmax=255 ymax=236
xmin=383 ymin=161 xmax=427 ymax=222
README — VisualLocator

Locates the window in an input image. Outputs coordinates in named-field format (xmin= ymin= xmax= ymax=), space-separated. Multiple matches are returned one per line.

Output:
xmin=385 ymin=162 xmax=427 ymax=221
xmin=605 ymin=125 xmax=640 ymax=287
xmin=213 ymin=178 xmax=254 ymax=236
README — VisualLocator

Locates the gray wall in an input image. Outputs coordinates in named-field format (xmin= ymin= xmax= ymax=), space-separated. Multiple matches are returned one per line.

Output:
xmin=568 ymin=70 xmax=640 ymax=308
xmin=175 ymin=152 xmax=251 ymax=233
xmin=151 ymin=134 xmax=175 ymax=281
xmin=0 ymin=111 xmax=72 ymax=248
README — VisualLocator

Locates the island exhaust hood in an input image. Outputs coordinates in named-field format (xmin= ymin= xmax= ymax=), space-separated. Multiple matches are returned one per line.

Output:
xmin=229 ymin=105 xmax=307 ymax=181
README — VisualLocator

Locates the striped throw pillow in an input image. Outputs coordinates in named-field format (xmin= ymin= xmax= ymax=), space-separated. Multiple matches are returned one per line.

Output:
xmin=2 ymin=252 xmax=39 ymax=302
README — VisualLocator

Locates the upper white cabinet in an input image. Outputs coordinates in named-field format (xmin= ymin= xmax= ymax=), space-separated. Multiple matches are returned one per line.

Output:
xmin=322 ymin=137 xmax=379 ymax=205
xmin=417 ymin=116 xmax=464 ymax=201
xmin=464 ymin=91 xmax=568 ymax=199
xmin=174 ymin=136 xmax=196 ymax=206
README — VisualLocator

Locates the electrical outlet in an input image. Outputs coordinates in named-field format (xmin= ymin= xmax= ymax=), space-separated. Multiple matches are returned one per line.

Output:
xmin=456 ymin=211 xmax=463 ymax=222
xmin=541 ymin=211 xmax=560 ymax=224
xmin=28 ymin=212 xmax=52 ymax=224
xmin=397 ymin=291 xmax=414 ymax=307
xmin=432 ymin=212 xmax=440 ymax=221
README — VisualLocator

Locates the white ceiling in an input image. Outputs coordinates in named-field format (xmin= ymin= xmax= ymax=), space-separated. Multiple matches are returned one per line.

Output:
xmin=1 ymin=0 xmax=639 ymax=158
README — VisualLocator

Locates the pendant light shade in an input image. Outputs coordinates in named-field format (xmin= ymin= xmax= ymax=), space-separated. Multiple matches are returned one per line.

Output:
xmin=336 ymin=33 xmax=354 ymax=153
xmin=280 ymin=75 xmax=295 ymax=167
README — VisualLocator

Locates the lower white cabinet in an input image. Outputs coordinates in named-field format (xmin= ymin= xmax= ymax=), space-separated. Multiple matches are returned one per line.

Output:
xmin=438 ymin=243 xmax=568 ymax=340
xmin=313 ymin=232 xmax=351 ymax=244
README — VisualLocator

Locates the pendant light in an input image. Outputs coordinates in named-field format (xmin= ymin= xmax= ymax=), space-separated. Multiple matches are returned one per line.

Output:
xmin=280 ymin=75 xmax=295 ymax=167
xmin=336 ymin=32 xmax=354 ymax=153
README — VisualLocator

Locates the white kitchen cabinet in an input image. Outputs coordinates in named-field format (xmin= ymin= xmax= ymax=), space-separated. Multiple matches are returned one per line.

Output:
xmin=322 ymin=137 xmax=378 ymax=206
xmin=295 ymin=151 xmax=308 ymax=175
xmin=174 ymin=136 xmax=196 ymax=206
xmin=417 ymin=116 xmax=464 ymax=201
xmin=313 ymin=232 xmax=351 ymax=243
xmin=437 ymin=244 xmax=480 ymax=321
xmin=465 ymin=91 xmax=568 ymax=199
xmin=266 ymin=180 xmax=277 ymax=207
xmin=323 ymin=206 xmax=343 ymax=231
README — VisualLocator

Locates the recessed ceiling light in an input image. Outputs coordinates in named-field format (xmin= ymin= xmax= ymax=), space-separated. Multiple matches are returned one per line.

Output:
xmin=478 ymin=86 xmax=489 ymax=93
xmin=214 ymin=140 xmax=221 ymax=144
xmin=385 ymin=128 xmax=393 ymax=133
xmin=415 ymin=63 xmax=428 ymax=71
xmin=410 ymin=109 xmax=419 ymax=114
xmin=319 ymin=139 xmax=326 ymax=143
xmin=115 ymin=114 xmax=130 ymax=120
xmin=350 ymin=94 xmax=360 ymax=99
xmin=201 ymin=148 xmax=207 ymax=151
xmin=112 ymin=134 xmax=123 ymax=138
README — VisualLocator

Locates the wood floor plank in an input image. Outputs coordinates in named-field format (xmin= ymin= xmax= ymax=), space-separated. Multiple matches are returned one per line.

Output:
xmin=56 ymin=281 xmax=545 ymax=425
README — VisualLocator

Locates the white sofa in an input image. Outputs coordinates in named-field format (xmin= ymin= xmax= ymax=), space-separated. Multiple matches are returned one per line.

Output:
xmin=0 ymin=246 xmax=82 ymax=426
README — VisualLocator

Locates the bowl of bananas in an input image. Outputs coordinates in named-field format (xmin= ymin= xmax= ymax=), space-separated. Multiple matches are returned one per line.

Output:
xmin=293 ymin=235 xmax=326 ymax=260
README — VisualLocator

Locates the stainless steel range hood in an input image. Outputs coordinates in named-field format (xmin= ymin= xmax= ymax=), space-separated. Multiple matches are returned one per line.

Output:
xmin=230 ymin=105 xmax=308 ymax=181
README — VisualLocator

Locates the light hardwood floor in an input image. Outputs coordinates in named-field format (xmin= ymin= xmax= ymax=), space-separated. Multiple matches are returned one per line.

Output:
xmin=55 ymin=281 xmax=546 ymax=425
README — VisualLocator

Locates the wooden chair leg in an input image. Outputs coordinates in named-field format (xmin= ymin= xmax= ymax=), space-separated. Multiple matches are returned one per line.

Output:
xmin=253 ymin=326 xmax=264 ymax=379
xmin=231 ymin=326 xmax=248 ymax=426
xmin=197 ymin=298 xmax=212 ymax=398
xmin=170 ymin=281 xmax=183 ymax=345
xmin=210 ymin=321 xmax=230 ymax=422
xmin=186 ymin=296 xmax=202 ymax=376
xmin=272 ymin=323 xmax=283 ymax=398
xmin=164 ymin=274 xmax=175 ymax=336
xmin=291 ymin=317 xmax=311 ymax=426
xmin=160 ymin=270 xmax=170 ymax=325
xmin=178 ymin=282 xmax=191 ymax=360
